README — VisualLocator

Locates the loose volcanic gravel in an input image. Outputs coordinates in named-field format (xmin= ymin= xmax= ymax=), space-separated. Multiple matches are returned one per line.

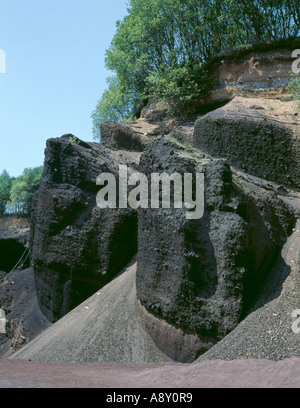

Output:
xmin=197 ymin=218 xmax=300 ymax=362
xmin=10 ymin=262 xmax=170 ymax=364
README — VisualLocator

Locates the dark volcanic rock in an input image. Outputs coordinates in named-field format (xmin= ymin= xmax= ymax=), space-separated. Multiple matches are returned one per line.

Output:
xmin=100 ymin=121 xmax=150 ymax=152
xmin=193 ymin=98 xmax=300 ymax=189
xmin=136 ymin=139 xmax=295 ymax=361
xmin=30 ymin=135 xmax=138 ymax=322
xmin=16 ymin=94 xmax=299 ymax=363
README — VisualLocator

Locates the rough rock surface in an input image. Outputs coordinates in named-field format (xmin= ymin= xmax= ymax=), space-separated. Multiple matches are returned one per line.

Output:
xmin=138 ymin=301 xmax=211 ymax=363
xmin=197 ymin=213 xmax=300 ymax=362
xmin=206 ymin=41 xmax=300 ymax=103
xmin=2 ymin=44 xmax=300 ymax=381
xmin=140 ymin=100 xmax=170 ymax=123
xmin=100 ymin=121 xmax=151 ymax=151
xmin=136 ymin=138 xmax=295 ymax=361
xmin=194 ymin=97 xmax=300 ymax=189
xmin=30 ymin=135 xmax=138 ymax=322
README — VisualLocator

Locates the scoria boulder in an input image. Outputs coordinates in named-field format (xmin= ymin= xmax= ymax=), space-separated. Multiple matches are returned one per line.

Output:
xmin=136 ymin=138 xmax=295 ymax=362
xmin=30 ymin=135 xmax=138 ymax=322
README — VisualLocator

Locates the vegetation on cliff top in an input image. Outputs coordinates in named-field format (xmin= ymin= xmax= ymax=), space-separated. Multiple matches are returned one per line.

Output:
xmin=92 ymin=0 xmax=300 ymax=139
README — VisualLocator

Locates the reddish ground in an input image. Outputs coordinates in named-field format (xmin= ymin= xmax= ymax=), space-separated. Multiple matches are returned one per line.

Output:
xmin=1 ymin=358 xmax=300 ymax=388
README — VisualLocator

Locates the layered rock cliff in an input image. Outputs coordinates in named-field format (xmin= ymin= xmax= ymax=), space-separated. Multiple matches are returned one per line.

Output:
xmin=206 ymin=40 xmax=299 ymax=103
xmin=5 ymin=41 xmax=300 ymax=363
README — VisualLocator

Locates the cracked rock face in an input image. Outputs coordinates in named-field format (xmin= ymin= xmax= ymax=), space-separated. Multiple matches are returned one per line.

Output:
xmin=136 ymin=139 xmax=295 ymax=359
xmin=12 ymin=84 xmax=300 ymax=363
xmin=30 ymin=135 xmax=138 ymax=322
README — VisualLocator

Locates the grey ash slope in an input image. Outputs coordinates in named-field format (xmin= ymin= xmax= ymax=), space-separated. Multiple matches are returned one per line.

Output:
xmin=11 ymin=102 xmax=300 ymax=365
xmin=197 ymin=213 xmax=300 ymax=362
xmin=10 ymin=261 xmax=170 ymax=363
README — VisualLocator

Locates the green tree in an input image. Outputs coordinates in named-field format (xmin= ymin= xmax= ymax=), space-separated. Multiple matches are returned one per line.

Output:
xmin=9 ymin=180 xmax=28 ymax=214
xmin=7 ymin=166 xmax=43 ymax=215
xmin=0 ymin=170 xmax=12 ymax=216
xmin=91 ymin=76 xmax=137 ymax=140
xmin=94 ymin=0 xmax=300 ymax=126
xmin=227 ymin=0 xmax=299 ymax=43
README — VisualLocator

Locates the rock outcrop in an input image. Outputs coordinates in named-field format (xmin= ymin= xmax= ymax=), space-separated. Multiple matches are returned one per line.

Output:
xmin=194 ymin=97 xmax=300 ymax=189
xmin=4 ymin=43 xmax=300 ymax=366
xmin=136 ymin=138 xmax=295 ymax=361
xmin=100 ymin=121 xmax=150 ymax=151
xmin=206 ymin=40 xmax=300 ymax=103
xmin=30 ymin=135 xmax=138 ymax=322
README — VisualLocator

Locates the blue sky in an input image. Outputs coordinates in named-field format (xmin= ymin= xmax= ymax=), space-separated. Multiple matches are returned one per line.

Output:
xmin=0 ymin=0 xmax=129 ymax=177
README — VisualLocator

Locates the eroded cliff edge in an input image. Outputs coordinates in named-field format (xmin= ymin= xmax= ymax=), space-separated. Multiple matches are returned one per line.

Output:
xmin=6 ymin=42 xmax=300 ymax=363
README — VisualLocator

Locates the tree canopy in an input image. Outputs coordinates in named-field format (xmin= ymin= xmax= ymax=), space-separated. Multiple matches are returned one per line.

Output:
xmin=0 ymin=170 xmax=12 ymax=216
xmin=0 ymin=166 xmax=43 ymax=216
xmin=92 ymin=0 xmax=300 ymax=139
